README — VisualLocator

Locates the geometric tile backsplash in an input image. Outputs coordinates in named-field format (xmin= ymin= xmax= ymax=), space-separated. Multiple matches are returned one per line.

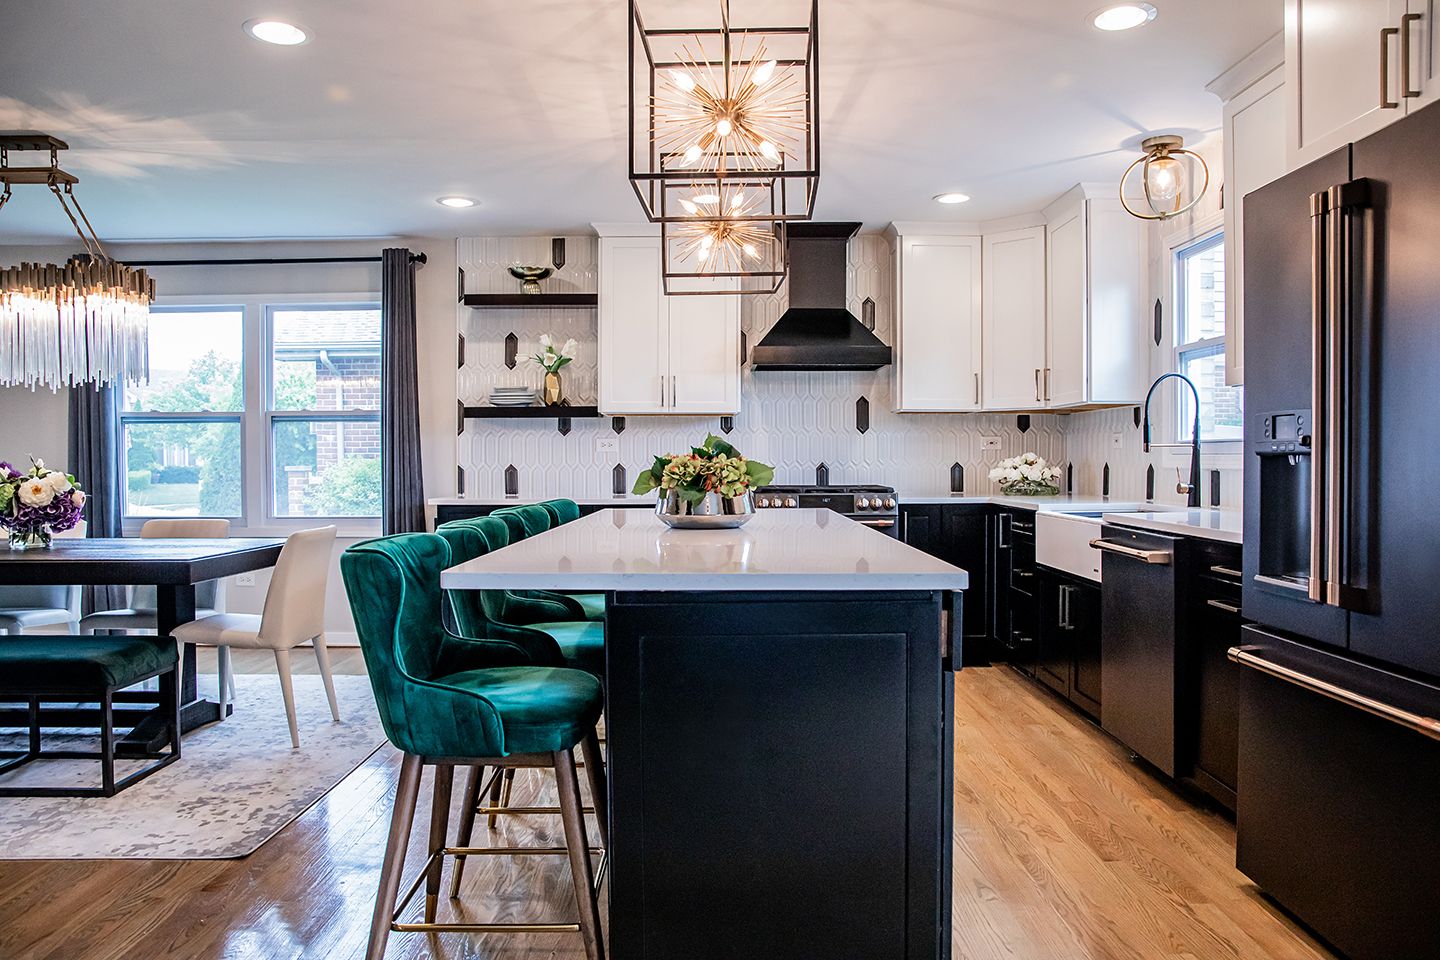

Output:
xmin=456 ymin=235 xmax=1159 ymax=501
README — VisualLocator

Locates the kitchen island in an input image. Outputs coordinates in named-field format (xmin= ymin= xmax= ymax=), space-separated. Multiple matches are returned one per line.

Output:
xmin=443 ymin=508 xmax=968 ymax=960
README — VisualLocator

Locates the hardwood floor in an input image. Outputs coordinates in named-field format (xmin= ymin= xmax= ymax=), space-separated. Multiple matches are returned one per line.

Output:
xmin=0 ymin=664 xmax=1337 ymax=960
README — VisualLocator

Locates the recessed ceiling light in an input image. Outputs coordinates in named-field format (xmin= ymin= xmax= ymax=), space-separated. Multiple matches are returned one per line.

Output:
xmin=436 ymin=196 xmax=477 ymax=208
xmin=933 ymin=192 xmax=971 ymax=205
xmin=1091 ymin=3 xmax=1157 ymax=31
xmin=243 ymin=19 xmax=310 ymax=45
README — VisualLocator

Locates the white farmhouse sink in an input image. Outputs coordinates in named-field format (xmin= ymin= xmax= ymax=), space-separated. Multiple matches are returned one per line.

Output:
xmin=1035 ymin=512 xmax=1105 ymax=583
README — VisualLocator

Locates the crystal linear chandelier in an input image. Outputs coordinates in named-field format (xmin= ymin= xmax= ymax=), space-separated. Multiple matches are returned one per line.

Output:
xmin=629 ymin=0 xmax=819 ymax=294
xmin=0 ymin=132 xmax=153 ymax=389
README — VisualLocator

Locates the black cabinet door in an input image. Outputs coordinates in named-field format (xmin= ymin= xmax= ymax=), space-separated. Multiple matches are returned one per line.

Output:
xmin=900 ymin=506 xmax=940 ymax=555
xmin=941 ymin=506 xmax=990 ymax=646
xmin=1193 ymin=594 xmax=1242 ymax=798
xmin=1036 ymin=570 xmax=1071 ymax=698
xmin=1069 ymin=582 xmax=1103 ymax=719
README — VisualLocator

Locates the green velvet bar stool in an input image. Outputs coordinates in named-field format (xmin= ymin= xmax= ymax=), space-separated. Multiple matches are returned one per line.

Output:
xmin=493 ymin=502 xmax=606 ymax=622
xmin=340 ymin=533 xmax=607 ymax=960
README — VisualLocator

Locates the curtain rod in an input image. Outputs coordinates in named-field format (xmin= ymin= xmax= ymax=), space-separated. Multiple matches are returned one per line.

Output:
xmin=123 ymin=252 xmax=428 ymax=267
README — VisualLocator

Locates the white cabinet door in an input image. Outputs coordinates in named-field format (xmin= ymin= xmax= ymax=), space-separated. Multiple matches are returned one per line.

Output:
xmin=1408 ymin=0 xmax=1440 ymax=108
xmin=896 ymin=235 xmax=983 ymax=411
xmin=982 ymin=226 xmax=1047 ymax=410
xmin=599 ymin=236 xmax=668 ymax=415
xmin=1045 ymin=206 xmax=1086 ymax=408
xmin=667 ymin=281 xmax=741 ymax=415
xmin=1224 ymin=66 xmax=1288 ymax=386
xmin=1286 ymin=0 xmax=1409 ymax=167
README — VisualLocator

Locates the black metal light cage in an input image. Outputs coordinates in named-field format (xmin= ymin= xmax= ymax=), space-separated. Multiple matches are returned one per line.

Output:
xmin=627 ymin=0 xmax=820 ymax=225
xmin=659 ymin=173 xmax=788 ymax=295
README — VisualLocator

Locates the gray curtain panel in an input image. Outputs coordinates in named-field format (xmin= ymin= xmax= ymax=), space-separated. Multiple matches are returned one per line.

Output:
xmin=381 ymin=247 xmax=426 ymax=534
xmin=68 ymin=382 xmax=127 ymax=613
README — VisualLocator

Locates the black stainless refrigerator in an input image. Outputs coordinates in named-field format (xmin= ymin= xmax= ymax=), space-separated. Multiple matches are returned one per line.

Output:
xmin=1241 ymin=102 xmax=1440 ymax=960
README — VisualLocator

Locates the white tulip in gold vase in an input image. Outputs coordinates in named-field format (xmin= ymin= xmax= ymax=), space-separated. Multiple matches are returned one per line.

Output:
xmin=529 ymin=334 xmax=577 ymax=406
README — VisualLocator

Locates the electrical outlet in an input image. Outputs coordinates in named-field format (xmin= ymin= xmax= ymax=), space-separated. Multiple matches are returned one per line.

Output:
xmin=595 ymin=436 xmax=619 ymax=454
xmin=1110 ymin=433 xmax=1124 ymax=450
xmin=980 ymin=436 xmax=1001 ymax=450
xmin=236 ymin=573 xmax=256 ymax=587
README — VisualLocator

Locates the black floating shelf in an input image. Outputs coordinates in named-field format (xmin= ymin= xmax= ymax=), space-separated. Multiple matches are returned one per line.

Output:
xmin=463 ymin=405 xmax=601 ymax=420
xmin=462 ymin=293 xmax=598 ymax=309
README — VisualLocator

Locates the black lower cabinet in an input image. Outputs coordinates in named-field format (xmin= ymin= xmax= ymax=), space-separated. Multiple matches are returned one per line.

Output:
xmin=902 ymin=504 xmax=992 ymax=664
xmin=1035 ymin=568 xmax=1102 ymax=720
xmin=1181 ymin=543 xmax=1244 ymax=811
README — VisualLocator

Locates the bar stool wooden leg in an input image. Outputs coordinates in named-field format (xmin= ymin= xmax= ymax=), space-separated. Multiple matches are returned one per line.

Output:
xmin=485 ymin=763 xmax=506 ymax=829
xmin=424 ymin=763 xmax=454 ymax=924
xmin=368 ymin=753 xmax=422 ymax=960
xmin=555 ymin=749 xmax=605 ymax=960
xmin=449 ymin=763 xmax=485 ymax=898
xmin=580 ymin=730 xmax=609 ymax=850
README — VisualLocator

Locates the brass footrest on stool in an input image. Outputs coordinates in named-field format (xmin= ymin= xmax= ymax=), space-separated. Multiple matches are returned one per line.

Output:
xmin=392 ymin=847 xmax=608 ymax=934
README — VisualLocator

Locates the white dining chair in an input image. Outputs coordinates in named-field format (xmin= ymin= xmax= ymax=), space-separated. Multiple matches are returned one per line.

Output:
xmin=172 ymin=526 xmax=339 ymax=749
xmin=78 ymin=518 xmax=230 ymax=634
xmin=0 ymin=523 xmax=87 ymax=635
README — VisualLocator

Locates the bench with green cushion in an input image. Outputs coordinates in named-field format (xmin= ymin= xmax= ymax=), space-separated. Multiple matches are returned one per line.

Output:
xmin=339 ymin=532 xmax=606 ymax=960
xmin=493 ymin=502 xmax=606 ymax=622
xmin=0 ymin=635 xmax=181 ymax=797
xmin=436 ymin=517 xmax=604 ymax=677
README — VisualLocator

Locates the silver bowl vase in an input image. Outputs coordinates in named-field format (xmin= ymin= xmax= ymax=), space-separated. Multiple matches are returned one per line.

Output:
xmin=655 ymin=490 xmax=756 ymax=529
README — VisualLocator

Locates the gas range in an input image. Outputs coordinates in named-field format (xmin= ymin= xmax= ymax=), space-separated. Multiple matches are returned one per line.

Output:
xmin=755 ymin=484 xmax=900 ymax=536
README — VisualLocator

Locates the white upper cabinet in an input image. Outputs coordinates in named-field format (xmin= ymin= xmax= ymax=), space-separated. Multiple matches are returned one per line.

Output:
xmin=1286 ymin=0 xmax=1414 ymax=168
xmin=982 ymin=226 xmax=1047 ymax=410
xmin=894 ymin=232 xmax=983 ymax=412
xmin=1407 ymin=0 xmax=1440 ymax=109
xmin=1211 ymin=36 xmax=1288 ymax=387
xmin=1044 ymin=187 xmax=1148 ymax=408
xmin=598 ymin=233 xmax=739 ymax=416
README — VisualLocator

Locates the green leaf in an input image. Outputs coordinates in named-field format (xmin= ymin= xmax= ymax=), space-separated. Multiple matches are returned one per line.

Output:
xmin=0 ymin=486 xmax=11 ymax=513
xmin=677 ymin=486 xmax=706 ymax=504
xmin=705 ymin=434 xmax=738 ymax=458
xmin=632 ymin=471 xmax=660 ymax=496
xmin=745 ymin=460 xmax=775 ymax=487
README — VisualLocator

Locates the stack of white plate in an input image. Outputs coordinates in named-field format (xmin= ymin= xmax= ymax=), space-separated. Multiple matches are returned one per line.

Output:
xmin=489 ymin=387 xmax=539 ymax=407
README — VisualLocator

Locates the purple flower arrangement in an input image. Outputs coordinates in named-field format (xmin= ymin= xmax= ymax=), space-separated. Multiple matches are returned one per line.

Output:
xmin=0 ymin=458 xmax=86 ymax=549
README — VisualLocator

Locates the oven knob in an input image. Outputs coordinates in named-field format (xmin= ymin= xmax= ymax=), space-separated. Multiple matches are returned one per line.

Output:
xmin=757 ymin=497 xmax=770 ymax=508
xmin=784 ymin=497 xmax=798 ymax=508
xmin=883 ymin=497 xmax=896 ymax=509
xmin=857 ymin=497 xmax=871 ymax=509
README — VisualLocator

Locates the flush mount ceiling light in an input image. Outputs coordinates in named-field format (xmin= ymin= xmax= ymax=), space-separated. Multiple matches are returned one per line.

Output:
xmin=0 ymin=133 xmax=153 ymax=389
xmin=933 ymin=192 xmax=971 ymax=204
xmin=1091 ymin=3 xmax=1158 ymax=31
xmin=629 ymin=0 xmax=819 ymax=294
xmin=243 ymin=18 xmax=310 ymax=45
xmin=1119 ymin=134 xmax=1210 ymax=220
xmin=436 ymin=196 xmax=477 ymax=208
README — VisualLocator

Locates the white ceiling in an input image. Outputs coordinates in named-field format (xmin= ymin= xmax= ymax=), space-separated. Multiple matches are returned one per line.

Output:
xmin=0 ymin=0 xmax=1281 ymax=243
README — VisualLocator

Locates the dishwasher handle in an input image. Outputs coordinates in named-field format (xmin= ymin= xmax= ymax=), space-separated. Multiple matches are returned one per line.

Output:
xmin=1089 ymin=538 xmax=1173 ymax=565
xmin=1229 ymin=645 xmax=1440 ymax=742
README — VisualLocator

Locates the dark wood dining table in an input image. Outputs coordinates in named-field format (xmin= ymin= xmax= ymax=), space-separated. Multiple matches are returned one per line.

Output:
xmin=0 ymin=537 xmax=285 ymax=754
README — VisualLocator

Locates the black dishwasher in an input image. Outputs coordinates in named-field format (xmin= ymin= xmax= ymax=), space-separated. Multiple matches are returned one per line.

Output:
xmin=1094 ymin=525 xmax=1187 ymax=777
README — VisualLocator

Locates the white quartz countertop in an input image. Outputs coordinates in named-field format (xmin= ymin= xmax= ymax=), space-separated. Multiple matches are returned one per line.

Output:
xmin=1101 ymin=509 xmax=1243 ymax=544
xmin=441 ymin=508 xmax=969 ymax=592
xmin=430 ymin=493 xmax=1144 ymax=513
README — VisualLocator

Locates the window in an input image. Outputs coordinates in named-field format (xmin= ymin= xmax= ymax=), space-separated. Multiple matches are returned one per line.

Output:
xmin=121 ymin=307 xmax=245 ymax=518
xmin=1173 ymin=232 xmax=1243 ymax=442
xmin=120 ymin=298 xmax=382 ymax=525
xmin=267 ymin=305 xmax=382 ymax=518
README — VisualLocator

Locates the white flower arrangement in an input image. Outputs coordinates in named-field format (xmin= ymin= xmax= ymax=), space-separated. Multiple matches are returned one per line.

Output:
xmin=988 ymin=452 xmax=1061 ymax=496
xmin=529 ymin=333 xmax=578 ymax=374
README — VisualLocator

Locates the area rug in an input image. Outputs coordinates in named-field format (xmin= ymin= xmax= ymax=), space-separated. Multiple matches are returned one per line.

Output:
xmin=0 ymin=673 xmax=386 ymax=859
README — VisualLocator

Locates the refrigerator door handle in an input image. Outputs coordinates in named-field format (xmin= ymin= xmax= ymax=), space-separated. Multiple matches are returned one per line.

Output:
xmin=1308 ymin=190 xmax=1330 ymax=603
xmin=1229 ymin=645 xmax=1440 ymax=741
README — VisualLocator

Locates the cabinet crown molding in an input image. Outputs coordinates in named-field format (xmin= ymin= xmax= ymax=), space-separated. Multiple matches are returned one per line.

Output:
xmin=1206 ymin=32 xmax=1284 ymax=103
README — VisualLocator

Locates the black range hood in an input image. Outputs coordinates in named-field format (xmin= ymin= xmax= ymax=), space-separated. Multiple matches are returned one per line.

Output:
xmin=749 ymin=221 xmax=892 ymax=371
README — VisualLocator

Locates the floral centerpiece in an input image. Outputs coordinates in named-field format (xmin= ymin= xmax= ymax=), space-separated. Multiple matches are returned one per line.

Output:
xmin=632 ymin=434 xmax=775 ymax=528
xmin=989 ymin=452 xmax=1061 ymax=497
xmin=0 ymin=458 xmax=86 ymax=549
xmin=529 ymin=334 xmax=578 ymax=406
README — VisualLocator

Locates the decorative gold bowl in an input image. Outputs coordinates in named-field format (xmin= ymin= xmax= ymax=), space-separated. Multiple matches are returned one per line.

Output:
xmin=507 ymin=265 xmax=553 ymax=294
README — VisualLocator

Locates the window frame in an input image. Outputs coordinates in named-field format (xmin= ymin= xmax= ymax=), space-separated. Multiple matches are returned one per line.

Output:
xmin=1158 ymin=215 xmax=1244 ymax=465
xmin=262 ymin=302 xmax=383 ymax=524
xmin=118 ymin=304 xmax=248 ymax=525
xmin=119 ymin=293 xmax=382 ymax=538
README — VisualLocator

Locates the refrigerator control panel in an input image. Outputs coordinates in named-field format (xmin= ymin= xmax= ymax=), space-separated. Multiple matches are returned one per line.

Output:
xmin=1254 ymin=409 xmax=1311 ymax=456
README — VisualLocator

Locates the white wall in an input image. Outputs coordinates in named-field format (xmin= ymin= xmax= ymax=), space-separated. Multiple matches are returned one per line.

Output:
xmin=0 ymin=237 xmax=459 ymax=642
